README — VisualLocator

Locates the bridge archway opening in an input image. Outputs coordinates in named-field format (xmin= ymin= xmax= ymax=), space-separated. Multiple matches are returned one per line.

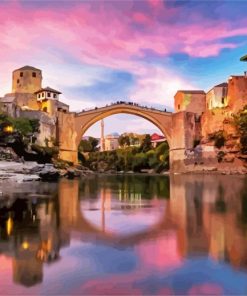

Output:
xmin=75 ymin=107 xmax=172 ymax=149
xmin=85 ymin=113 xmax=164 ymax=140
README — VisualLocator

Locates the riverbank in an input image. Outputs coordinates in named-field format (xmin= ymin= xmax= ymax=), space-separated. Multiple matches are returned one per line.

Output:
xmin=0 ymin=160 xmax=246 ymax=183
xmin=0 ymin=161 xmax=94 ymax=182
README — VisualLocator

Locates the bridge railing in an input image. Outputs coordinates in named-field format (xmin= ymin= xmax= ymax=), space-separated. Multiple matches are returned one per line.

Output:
xmin=77 ymin=101 xmax=171 ymax=115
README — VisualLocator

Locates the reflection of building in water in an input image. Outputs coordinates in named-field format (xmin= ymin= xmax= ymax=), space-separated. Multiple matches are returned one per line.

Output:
xmin=170 ymin=174 xmax=247 ymax=269
xmin=0 ymin=195 xmax=62 ymax=287
xmin=170 ymin=175 xmax=209 ymax=258
xmin=13 ymin=256 xmax=42 ymax=287
xmin=118 ymin=178 xmax=142 ymax=206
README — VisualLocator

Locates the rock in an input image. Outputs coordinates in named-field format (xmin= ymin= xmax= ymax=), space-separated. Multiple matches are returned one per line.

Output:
xmin=39 ymin=164 xmax=60 ymax=182
xmin=21 ymin=175 xmax=41 ymax=182
xmin=67 ymin=169 xmax=76 ymax=179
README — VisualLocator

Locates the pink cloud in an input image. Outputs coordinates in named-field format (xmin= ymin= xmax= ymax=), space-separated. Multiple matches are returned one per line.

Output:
xmin=0 ymin=1 xmax=246 ymax=108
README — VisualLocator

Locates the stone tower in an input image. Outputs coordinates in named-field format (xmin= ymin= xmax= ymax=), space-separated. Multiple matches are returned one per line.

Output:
xmin=100 ymin=119 xmax=105 ymax=152
xmin=12 ymin=65 xmax=42 ymax=94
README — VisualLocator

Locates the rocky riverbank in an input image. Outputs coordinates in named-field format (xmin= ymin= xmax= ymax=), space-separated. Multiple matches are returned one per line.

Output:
xmin=0 ymin=161 xmax=94 ymax=183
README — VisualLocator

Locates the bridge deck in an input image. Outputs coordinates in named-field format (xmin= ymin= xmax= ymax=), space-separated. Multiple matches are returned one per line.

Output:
xmin=76 ymin=103 xmax=172 ymax=117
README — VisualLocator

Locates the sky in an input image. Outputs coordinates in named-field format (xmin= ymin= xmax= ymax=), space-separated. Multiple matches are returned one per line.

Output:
xmin=0 ymin=0 xmax=247 ymax=137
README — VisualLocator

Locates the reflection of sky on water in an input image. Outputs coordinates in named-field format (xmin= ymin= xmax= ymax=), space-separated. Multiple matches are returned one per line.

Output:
xmin=1 ymin=174 xmax=247 ymax=295
xmin=82 ymin=207 xmax=165 ymax=235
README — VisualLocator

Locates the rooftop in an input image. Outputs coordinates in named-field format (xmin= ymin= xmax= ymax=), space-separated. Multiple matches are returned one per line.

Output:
xmin=176 ymin=90 xmax=205 ymax=95
xmin=34 ymin=87 xmax=62 ymax=94
xmin=214 ymin=82 xmax=228 ymax=87
xmin=14 ymin=65 xmax=41 ymax=72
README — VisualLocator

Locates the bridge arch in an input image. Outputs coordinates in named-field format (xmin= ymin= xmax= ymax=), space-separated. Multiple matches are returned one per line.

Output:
xmin=58 ymin=103 xmax=173 ymax=164
xmin=74 ymin=104 xmax=172 ymax=148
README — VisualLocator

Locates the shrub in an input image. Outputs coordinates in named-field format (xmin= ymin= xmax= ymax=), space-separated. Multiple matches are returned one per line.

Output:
xmin=217 ymin=151 xmax=225 ymax=163
xmin=209 ymin=131 xmax=225 ymax=149
xmin=234 ymin=105 xmax=247 ymax=154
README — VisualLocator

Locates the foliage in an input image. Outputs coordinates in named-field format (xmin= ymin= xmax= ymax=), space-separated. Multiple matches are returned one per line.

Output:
xmin=84 ymin=141 xmax=169 ymax=172
xmin=118 ymin=135 xmax=130 ymax=147
xmin=79 ymin=137 xmax=99 ymax=152
xmin=209 ymin=130 xmax=226 ymax=149
xmin=234 ymin=105 xmax=247 ymax=154
xmin=217 ymin=151 xmax=225 ymax=163
xmin=139 ymin=134 xmax=152 ymax=153
xmin=0 ymin=114 xmax=40 ymax=136
xmin=31 ymin=144 xmax=59 ymax=163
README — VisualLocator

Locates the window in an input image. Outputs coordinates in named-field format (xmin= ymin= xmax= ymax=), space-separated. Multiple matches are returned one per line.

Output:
xmin=178 ymin=104 xmax=180 ymax=110
xmin=17 ymin=79 xmax=19 ymax=83
xmin=38 ymin=94 xmax=41 ymax=98
xmin=53 ymin=93 xmax=57 ymax=98
xmin=32 ymin=72 xmax=36 ymax=77
xmin=221 ymin=97 xmax=225 ymax=105
xmin=42 ymin=92 xmax=44 ymax=97
xmin=20 ymin=72 xmax=23 ymax=77
xmin=47 ymin=92 xmax=51 ymax=97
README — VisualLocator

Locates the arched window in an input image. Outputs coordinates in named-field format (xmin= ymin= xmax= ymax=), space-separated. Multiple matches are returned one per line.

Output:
xmin=221 ymin=97 xmax=225 ymax=105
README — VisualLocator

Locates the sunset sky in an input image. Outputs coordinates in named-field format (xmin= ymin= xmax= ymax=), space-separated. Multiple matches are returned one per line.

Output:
xmin=0 ymin=0 xmax=246 ymax=136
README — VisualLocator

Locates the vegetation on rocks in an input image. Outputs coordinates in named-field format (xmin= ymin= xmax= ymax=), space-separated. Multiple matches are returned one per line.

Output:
xmin=209 ymin=130 xmax=226 ymax=149
xmin=234 ymin=105 xmax=247 ymax=154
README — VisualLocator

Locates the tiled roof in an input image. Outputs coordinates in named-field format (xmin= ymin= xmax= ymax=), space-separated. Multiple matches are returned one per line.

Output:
xmin=176 ymin=90 xmax=205 ymax=94
xmin=14 ymin=65 xmax=41 ymax=72
xmin=34 ymin=86 xmax=62 ymax=94
xmin=214 ymin=82 xmax=228 ymax=87
xmin=1 ymin=95 xmax=16 ymax=103
xmin=57 ymin=101 xmax=69 ymax=108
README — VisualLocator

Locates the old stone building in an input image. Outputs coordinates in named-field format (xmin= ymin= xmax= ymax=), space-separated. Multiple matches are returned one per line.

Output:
xmin=206 ymin=82 xmax=228 ymax=110
xmin=0 ymin=66 xmax=69 ymax=146
xmin=174 ymin=90 xmax=206 ymax=115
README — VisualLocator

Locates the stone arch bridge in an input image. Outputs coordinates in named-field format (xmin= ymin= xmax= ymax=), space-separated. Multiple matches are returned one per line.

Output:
xmin=57 ymin=103 xmax=198 ymax=172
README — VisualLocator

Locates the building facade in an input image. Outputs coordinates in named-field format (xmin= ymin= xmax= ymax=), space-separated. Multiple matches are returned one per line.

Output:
xmin=0 ymin=65 xmax=69 ymax=147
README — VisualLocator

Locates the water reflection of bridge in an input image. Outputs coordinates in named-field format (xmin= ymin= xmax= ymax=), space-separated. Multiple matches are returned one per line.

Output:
xmin=1 ymin=174 xmax=247 ymax=289
xmin=59 ymin=179 xmax=176 ymax=247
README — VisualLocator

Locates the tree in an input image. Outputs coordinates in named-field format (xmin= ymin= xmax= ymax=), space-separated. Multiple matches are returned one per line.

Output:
xmin=79 ymin=137 xmax=99 ymax=152
xmin=118 ymin=135 xmax=130 ymax=147
xmin=10 ymin=118 xmax=33 ymax=136
xmin=139 ymin=134 xmax=152 ymax=152
xmin=88 ymin=136 xmax=99 ymax=152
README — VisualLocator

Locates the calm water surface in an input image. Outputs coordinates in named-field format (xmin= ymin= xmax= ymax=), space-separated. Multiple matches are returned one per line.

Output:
xmin=0 ymin=174 xmax=247 ymax=295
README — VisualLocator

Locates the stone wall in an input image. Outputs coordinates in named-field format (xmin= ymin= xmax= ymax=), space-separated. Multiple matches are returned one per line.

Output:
xmin=227 ymin=75 xmax=247 ymax=113
xmin=201 ymin=108 xmax=236 ymax=140
xmin=57 ymin=112 xmax=78 ymax=163
xmin=174 ymin=91 xmax=206 ymax=115
xmin=170 ymin=112 xmax=198 ymax=172
xmin=20 ymin=110 xmax=56 ymax=147
xmin=12 ymin=68 xmax=42 ymax=94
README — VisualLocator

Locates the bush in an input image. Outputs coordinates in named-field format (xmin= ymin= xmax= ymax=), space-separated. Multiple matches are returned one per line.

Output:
xmin=234 ymin=105 xmax=247 ymax=154
xmin=209 ymin=131 xmax=225 ymax=149
xmin=217 ymin=151 xmax=225 ymax=163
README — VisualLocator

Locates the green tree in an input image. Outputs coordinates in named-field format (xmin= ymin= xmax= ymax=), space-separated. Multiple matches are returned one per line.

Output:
xmin=10 ymin=118 xmax=33 ymax=136
xmin=79 ymin=137 xmax=99 ymax=152
xmin=139 ymin=134 xmax=152 ymax=152
xmin=118 ymin=135 xmax=130 ymax=147
xmin=234 ymin=105 xmax=247 ymax=154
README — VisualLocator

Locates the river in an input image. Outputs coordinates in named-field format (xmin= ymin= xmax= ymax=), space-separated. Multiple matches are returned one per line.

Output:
xmin=0 ymin=174 xmax=247 ymax=295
